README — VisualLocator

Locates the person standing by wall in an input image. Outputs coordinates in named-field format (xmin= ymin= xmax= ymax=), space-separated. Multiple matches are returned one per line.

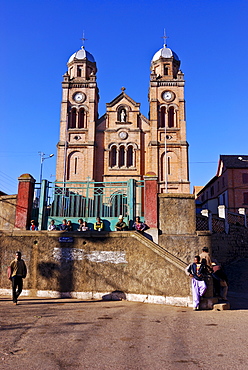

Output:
xmin=212 ymin=263 xmax=229 ymax=301
xmin=199 ymin=247 xmax=212 ymax=268
xmin=8 ymin=251 xmax=27 ymax=305
xmin=186 ymin=255 xmax=207 ymax=310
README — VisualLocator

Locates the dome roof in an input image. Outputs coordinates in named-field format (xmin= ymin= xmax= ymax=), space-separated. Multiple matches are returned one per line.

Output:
xmin=68 ymin=46 xmax=95 ymax=63
xmin=152 ymin=45 xmax=179 ymax=62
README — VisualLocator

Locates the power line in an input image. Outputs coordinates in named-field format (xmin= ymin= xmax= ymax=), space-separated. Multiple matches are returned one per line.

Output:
xmin=0 ymin=151 xmax=38 ymax=154
xmin=0 ymin=171 xmax=18 ymax=184
xmin=0 ymin=182 xmax=17 ymax=195
xmin=0 ymin=154 xmax=37 ymax=158
xmin=0 ymin=171 xmax=18 ymax=194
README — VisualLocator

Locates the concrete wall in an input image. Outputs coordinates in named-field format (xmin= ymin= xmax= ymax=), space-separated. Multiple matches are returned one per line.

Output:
xmin=0 ymin=230 xmax=191 ymax=305
xmin=0 ymin=195 xmax=17 ymax=230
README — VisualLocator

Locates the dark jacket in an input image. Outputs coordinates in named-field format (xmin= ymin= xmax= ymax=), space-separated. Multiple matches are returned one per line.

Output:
xmin=187 ymin=263 xmax=205 ymax=281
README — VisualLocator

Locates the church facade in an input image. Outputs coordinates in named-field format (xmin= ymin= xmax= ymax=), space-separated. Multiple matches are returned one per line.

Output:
xmin=56 ymin=40 xmax=190 ymax=194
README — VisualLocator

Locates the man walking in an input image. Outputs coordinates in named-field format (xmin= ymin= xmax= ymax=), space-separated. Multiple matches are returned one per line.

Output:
xmin=8 ymin=251 xmax=27 ymax=305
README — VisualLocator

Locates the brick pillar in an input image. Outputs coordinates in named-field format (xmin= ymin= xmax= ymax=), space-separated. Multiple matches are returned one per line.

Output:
xmin=15 ymin=174 xmax=35 ymax=230
xmin=144 ymin=175 xmax=158 ymax=228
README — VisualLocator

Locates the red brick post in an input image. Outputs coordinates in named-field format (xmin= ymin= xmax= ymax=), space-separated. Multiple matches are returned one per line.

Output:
xmin=15 ymin=174 xmax=35 ymax=230
xmin=144 ymin=174 xmax=158 ymax=228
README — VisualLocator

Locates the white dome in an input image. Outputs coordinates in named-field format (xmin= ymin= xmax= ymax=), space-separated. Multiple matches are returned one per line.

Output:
xmin=68 ymin=46 xmax=95 ymax=63
xmin=152 ymin=45 xmax=179 ymax=62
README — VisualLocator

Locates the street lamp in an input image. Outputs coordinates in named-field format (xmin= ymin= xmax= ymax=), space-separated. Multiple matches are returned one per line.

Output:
xmin=38 ymin=152 xmax=54 ymax=184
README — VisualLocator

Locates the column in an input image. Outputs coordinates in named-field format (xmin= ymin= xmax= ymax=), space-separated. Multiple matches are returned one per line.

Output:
xmin=144 ymin=175 xmax=158 ymax=243
xmin=144 ymin=175 xmax=158 ymax=228
xmin=15 ymin=174 xmax=35 ymax=230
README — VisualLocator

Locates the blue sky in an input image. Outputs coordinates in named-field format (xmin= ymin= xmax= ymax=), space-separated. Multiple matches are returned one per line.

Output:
xmin=1 ymin=0 xmax=248 ymax=194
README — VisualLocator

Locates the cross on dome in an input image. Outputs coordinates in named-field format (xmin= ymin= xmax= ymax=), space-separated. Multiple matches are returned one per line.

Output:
xmin=161 ymin=28 xmax=169 ymax=47
xmin=80 ymin=31 xmax=88 ymax=47
xmin=152 ymin=29 xmax=179 ymax=62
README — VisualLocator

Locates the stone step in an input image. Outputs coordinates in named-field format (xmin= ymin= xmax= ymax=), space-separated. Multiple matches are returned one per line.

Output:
xmin=213 ymin=302 xmax=230 ymax=311
xmin=200 ymin=297 xmax=218 ymax=310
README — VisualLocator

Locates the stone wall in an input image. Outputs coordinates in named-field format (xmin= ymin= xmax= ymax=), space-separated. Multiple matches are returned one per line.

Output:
xmin=211 ymin=225 xmax=248 ymax=265
xmin=157 ymin=233 xmax=212 ymax=265
xmin=158 ymin=193 xmax=196 ymax=235
xmin=158 ymin=193 xmax=211 ymax=264
xmin=0 ymin=195 xmax=17 ymax=230
xmin=0 ymin=230 xmax=191 ymax=305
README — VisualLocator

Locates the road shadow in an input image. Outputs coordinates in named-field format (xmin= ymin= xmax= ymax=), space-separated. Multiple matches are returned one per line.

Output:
xmin=15 ymin=299 xmax=103 ymax=305
xmin=226 ymin=292 xmax=248 ymax=310
xmin=0 ymin=297 xmax=103 ymax=305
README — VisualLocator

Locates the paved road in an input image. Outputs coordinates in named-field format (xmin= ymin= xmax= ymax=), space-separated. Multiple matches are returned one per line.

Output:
xmin=0 ymin=294 xmax=248 ymax=370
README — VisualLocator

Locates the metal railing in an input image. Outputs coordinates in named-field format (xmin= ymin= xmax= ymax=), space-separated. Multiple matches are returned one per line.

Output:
xmin=196 ymin=210 xmax=247 ymax=233
xmin=34 ymin=179 xmax=144 ymax=230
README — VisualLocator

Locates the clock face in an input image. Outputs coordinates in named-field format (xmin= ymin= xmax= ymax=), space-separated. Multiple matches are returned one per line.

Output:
xmin=119 ymin=131 xmax=128 ymax=140
xmin=162 ymin=91 xmax=174 ymax=101
xmin=73 ymin=92 xmax=85 ymax=103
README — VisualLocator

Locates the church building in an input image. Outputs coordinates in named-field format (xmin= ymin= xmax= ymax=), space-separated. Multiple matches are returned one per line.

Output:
xmin=56 ymin=39 xmax=190 ymax=194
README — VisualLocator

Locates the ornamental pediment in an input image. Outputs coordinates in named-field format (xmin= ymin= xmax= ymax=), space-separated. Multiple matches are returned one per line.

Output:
xmin=106 ymin=91 xmax=140 ymax=109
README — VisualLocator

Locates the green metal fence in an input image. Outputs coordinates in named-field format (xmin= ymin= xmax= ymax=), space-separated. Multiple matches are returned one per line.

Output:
xmin=36 ymin=179 xmax=144 ymax=230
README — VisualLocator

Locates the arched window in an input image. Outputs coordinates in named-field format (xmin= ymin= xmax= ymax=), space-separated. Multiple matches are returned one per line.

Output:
xmin=109 ymin=192 xmax=128 ymax=217
xmin=74 ymin=157 xmax=78 ymax=174
xmin=161 ymin=152 xmax=165 ymax=181
xmin=127 ymin=146 xmax=133 ymax=167
xmin=160 ymin=106 xmax=166 ymax=128
xmin=69 ymin=108 xmax=76 ymax=128
xmin=78 ymin=108 xmax=85 ymax=128
xmin=67 ymin=151 xmax=83 ymax=180
xmin=168 ymin=107 xmax=174 ymax=128
xmin=109 ymin=143 xmax=136 ymax=169
xmin=119 ymin=146 xmax=125 ymax=167
xmin=167 ymin=156 xmax=171 ymax=175
xmin=110 ymin=146 xmax=117 ymax=167
xmin=164 ymin=64 xmax=169 ymax=76
xmin=161 ymin=153 xmax=172 ymax=180
xmin=77 ymin=66 xmax=82 ymax=77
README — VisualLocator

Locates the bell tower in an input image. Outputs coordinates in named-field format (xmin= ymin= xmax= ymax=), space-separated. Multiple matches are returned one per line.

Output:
xmin=148 ymin=37 xmax=190 ymax=193
xmin=56 ymin=43 xmax=99 ymax=182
